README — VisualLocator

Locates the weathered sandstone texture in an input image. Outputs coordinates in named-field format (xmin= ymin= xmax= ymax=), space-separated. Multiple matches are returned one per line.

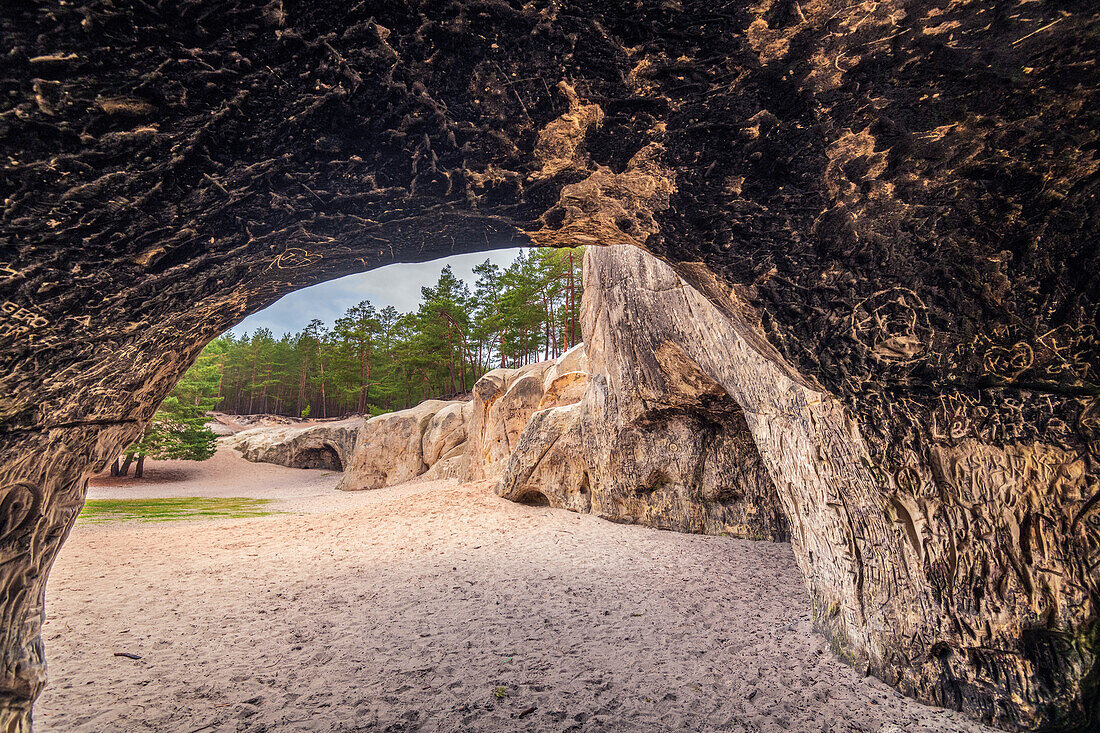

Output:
xmin=557 ymin=246 xmax=1098 ymax=732
xmin=336 ymin=400 xmax=467 ymax=491
xmin=497 ymin=249 xmax=790 ymax=541
xmin=337 ymin=345 xmax=588 ymax=490
xmin=0 ymin=1 xmax=1096 ymax=729
xmin=222 ymin=417 xmax=362 ymax=471
xmin=466 ymin=344 xmax=589 ymax=480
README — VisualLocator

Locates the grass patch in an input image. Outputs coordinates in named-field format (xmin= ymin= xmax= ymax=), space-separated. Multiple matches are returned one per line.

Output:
xmin=79 ymin=497 xmax=276 ymax=523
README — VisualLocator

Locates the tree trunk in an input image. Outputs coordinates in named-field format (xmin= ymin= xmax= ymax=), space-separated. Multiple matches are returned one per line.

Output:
xmin=119 ymin=454 xmax=134 ymax=477
xmin=134 ymin=456 xmax=145 ymax=479
xmin=566 ymin=251 xmax=575 ymax=348
xmin=110 ymin=458 xmax=120 ymax=477
xmin=247 ymin=358 xmax=257 ymax=414
xmin=358 ymin=340 xmax=369 ymax=414
xmin=447 ymin=328 xmax=457 ymax=395
xmin=317 ymin=343 xmax=327 ymax=419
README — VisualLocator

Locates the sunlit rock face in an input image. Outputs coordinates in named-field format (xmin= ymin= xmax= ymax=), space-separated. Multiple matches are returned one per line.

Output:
xmin=465 ymin=345 xmax=589 ymax=481
xmin=0 ymin=0 xmax=1096 ymax=729
xmin=335 ymin=347 xmax=588 ymax=491
xmin=335 ymin=400 xmax=466 ymax=491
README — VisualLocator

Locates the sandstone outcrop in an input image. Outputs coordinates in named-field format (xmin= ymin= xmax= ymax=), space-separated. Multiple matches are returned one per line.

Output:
xmin=1 ymin=1 xmax=1096 ymax=729
xmin=466 ymin=344 xmax=589 ymax=480
xmin=222 ymin=417 xmax=362 ymax=471
xmin=336 ymin=344 xmax=590 ymax=490
xmin=517 ymin=245 xmax=1098 ymax=732
xmin=497 ymin=250 xmax=789 ymax=540
xmin=335 ymin=400 xmax=466 ymax=491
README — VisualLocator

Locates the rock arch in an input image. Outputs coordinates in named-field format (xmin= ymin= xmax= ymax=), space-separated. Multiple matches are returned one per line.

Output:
xmin=1 ymin=2 xmax=1097 ymax=730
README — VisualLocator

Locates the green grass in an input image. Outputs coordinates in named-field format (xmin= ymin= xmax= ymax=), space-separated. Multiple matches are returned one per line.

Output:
xmin=78 ymin=497 xmax=276 ymax=523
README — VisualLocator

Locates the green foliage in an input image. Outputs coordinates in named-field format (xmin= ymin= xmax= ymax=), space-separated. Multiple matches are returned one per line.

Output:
xmin=128 ymin=396 xmax=218 ymax=461
xmin=189 ymin=247 xmax=585 ymax=417
xmin=121 ymin=353 xmax=220 ymax=467
xmin=79 ymin=498 xmax=274 ymax=523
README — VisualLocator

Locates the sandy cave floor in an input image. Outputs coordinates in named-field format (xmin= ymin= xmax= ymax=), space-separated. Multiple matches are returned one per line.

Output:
xmin=37 ymin=450 xmax=995 ymax=732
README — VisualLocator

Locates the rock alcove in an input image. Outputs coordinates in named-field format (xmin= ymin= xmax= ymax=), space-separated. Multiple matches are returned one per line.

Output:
xmin=1 ymin=1 xmax=1097 ymax=731
xmin=293 ymin=445 xmax=343 ymax=471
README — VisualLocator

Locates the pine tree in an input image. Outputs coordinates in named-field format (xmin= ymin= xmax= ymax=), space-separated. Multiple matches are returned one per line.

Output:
xmin=115 ymin=363 xmax=219 ymax=478
xmin=333 ymin=301 xmax=382 ymax=414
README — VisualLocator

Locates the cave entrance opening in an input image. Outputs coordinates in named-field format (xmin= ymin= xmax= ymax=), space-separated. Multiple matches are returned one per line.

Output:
xmin=293 ymin=444 xmax=343 ymax=471
xmin=515 ymin=490 xmax=552 ymax=507
xmin=35 ymin=243 xmax=830 ymax=732
xmin=29 ymin=236 xmax=1056 ymax=733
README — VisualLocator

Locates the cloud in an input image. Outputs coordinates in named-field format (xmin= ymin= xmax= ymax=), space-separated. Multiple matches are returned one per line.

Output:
xmin=229 ymin=248 xmax=524 ymax=337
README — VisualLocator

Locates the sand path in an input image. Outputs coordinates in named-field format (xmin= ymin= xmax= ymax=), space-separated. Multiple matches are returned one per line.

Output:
xmin=38 ymin=451 xmax=994 ymax=732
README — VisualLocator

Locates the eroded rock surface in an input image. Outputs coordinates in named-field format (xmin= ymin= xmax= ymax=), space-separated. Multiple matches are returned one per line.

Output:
xmin=336 ymin=345 xmax=589 ymax=490
xmin=222 ymin=417 xmax=362 ymax=471
xmin=335 ymin=400 xmax=465 ymax=491
xmin=466 ymin=344 xmax=588 ymax=480
xmin=498 ymin=251 xmax=789 ymax=541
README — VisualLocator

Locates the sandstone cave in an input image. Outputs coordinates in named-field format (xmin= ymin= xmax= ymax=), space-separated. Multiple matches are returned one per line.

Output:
xmin=1 ymin=1 xmax=1097 ymax=731
xmin=293 ymin=445 xmax=343 ymax=471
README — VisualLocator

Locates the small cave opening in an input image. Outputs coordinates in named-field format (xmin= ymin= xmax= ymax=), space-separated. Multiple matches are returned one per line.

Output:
xmin=517 ymin=490 xmax=552 ymax=507
xmin=294 ymin=445 xmax=343 ymax=471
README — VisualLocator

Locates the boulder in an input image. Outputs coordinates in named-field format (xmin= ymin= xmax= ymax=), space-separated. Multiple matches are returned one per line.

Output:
xmin=336 ymin=400 xmax=462 ymax=491
xmin=465 ymin=365 xmax=548 ymax=479
xmin=465 ymin=348 xmax=589 ymax=480
xmin=421 ymin=401 xmax=473 ymax=481
xmin=536 ymin=369 xmax=588 ymax=411
xmin=222 ymin=417 xmax=363 ymax=471
xmin=335 ymin=347 xmax=591 ymax=488
xmin=498 ymin=402 xmax=591 ymax=513
xmin=421 ymin=402 xmax=470 ymax=466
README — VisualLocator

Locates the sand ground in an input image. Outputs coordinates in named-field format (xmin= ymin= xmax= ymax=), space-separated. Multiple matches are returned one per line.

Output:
xmin=38 ymin=450 xmax=994 ymax=732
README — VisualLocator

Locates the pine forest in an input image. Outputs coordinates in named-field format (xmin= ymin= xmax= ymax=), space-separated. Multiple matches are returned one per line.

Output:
xmin=180 ymin=247 xmax=584 ymax=419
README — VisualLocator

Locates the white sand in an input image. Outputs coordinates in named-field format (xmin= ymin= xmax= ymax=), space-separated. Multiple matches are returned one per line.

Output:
xmin=39 ymin=450 xmax=994 ymax=732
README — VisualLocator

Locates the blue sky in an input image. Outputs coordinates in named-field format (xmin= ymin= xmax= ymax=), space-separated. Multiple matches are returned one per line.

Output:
xmin=228 ymin=248 xmax=524 ymax=337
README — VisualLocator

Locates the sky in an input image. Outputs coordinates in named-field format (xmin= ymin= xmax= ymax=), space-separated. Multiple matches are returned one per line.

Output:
xmin=228 ymin=248 xmax=525 ymax=337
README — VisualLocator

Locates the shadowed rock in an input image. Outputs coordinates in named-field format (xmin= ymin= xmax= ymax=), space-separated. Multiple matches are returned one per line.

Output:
xmin=498 ymin=248 xmax=790 ymax=541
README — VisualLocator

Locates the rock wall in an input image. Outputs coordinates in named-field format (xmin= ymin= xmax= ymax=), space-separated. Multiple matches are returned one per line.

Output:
xmin=0 ymin=1 xmax=1096 ymax=729
xmin=497 ymin=251 xmax=789 ymax=541
xmin=222 ymin=417 xmax=362 ymax=471
xmin=335 ymin=400 xmax=467 ymax=491
xmin=466 ymin=344 xmax=589 ymax=480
